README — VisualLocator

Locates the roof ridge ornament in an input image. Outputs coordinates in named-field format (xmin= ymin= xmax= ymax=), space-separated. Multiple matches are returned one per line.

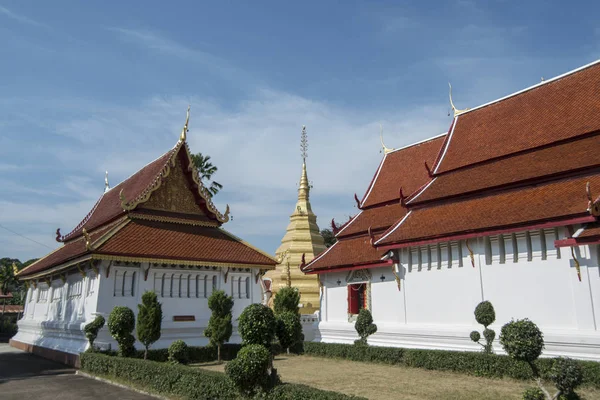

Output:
xmin=448 ymin=83 xmax=469 ymax=117
xmin=300 ymin=125 xmax=308 ymax=161
xmin=180 ymin=105 xmax=190 ymax=142
xmin=380 ymin=124 xmax=394 ymax=154
xmin=104 ymin=171 xmax=110 ymax=193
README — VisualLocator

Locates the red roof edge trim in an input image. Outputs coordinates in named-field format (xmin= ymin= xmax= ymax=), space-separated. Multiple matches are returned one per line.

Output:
xmin=335 ymin=211 xmax=361 ymax=237
xmin=360 ymin=154 xmax=387 ymax=207
xmin=376 ymin=215 xmax=596 ymax=251
xmin=305 ymin=260 xmax=393 ymax=275
xmin=374 ymin=211 xmax=413 ymax=246
xmin=432 ymin=118 xmax=457 ymax=175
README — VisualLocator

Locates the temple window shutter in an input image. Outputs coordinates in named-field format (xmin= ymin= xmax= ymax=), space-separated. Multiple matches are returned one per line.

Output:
xmin=348 ymin=284 xmax=359 ymax=314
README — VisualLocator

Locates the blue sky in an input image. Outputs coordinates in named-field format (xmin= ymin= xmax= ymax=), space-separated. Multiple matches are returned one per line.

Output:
xmin=1 ymin=1 xmax=599 ymax=261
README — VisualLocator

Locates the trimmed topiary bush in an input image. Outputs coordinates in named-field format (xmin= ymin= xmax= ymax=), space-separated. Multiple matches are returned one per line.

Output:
xmin=522 ymin=387 xmax=545 ymax=400
xmin=136 ymin=291 xmax=162 ymax=360
xmin=354 ymin=309 xmax=377 ymax=346
xmin=107 ymin=306 xmax=136 ymax=357
xmin=225 ymin=344 xmax=272 ymax=395
xmin=470 ymin=301 xmax=496 ymax=354
xmin=549 ymin=357 xmax=583 ymax=396
xmin=273 ymin=286 xmax=301 ymax=315
xmin=276 ymin=311 xmax=303 ymax=354
xmin=500 ymin=319 xmax=544 ymax=364
xmin=84 ymin=315 xmax=105 ymax=351
xmin=168 ymin=340 xmax=189 ymax=364
xmin=204 ymin=290 xmax=234 ymax=362
xmin=238 ymin=303 xmax=277 ymax=348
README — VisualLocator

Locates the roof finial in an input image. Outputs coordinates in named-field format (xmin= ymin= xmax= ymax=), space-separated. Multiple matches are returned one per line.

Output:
xmin=104 ymin=171 xmax=110 ymax=193
xmin=379 ymin=123 xmax=394 ymax=154
xmin=180 ymin=105 xmax=190 ymax=141
xmin=448 ymin=83 xmax=469 ymax=117
xmin=300 ymin=125 xmax=308 ymax=162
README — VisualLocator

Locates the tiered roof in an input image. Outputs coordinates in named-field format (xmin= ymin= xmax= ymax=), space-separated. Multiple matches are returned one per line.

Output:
xmin=19 ymin=125 xmax=276 ymax=279
xmin=303 ymin=134 xmax=446 ymax=273
xmin=376 ymin=60 xmax=600 ymax=249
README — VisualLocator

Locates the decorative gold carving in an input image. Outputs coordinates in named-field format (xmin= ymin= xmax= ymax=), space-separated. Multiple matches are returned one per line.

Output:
xmin=91 ymin=260 xmax=100 ymax=275
xmin=180 ymin=105 xmax=190 ymax=142
xmin=132 ymin=209 xmax=220 ymax=225
xmin=59 ymin=274 xmax=66 ymax=284
xmin=465 ymin=239 xmax=475 ymax=268
xmin=82 ymin=228 xmax=92 ymax=251
xmin=449 ymin=83 xmax=469 ymax=116
xmin=571 ymin=246 xmax=582 ymax=282
xmin=140 ymin=156 xmax=208 ymax=215
xmin=586 ymin=182 xmax=600 ymax=216
xmin=391 ymin=265 xmax=401 ymax=290
xmin=76 ymin=263 xmax=87 ymax=278
xmin=379 ymin=124 xmax=394 ymax=154
xmin=346 ymin=268 xmax=371 ymax=283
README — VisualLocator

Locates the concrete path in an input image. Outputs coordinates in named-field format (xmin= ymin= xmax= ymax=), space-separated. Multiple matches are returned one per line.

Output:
xmin=0 ymin=344 xmax=155 ymax=400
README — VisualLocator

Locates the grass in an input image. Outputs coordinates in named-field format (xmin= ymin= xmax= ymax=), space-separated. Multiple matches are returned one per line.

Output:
xmin=194 ymin=355 xmax=600 ymax=400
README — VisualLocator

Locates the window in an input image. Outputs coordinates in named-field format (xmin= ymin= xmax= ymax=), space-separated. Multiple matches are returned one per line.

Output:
xmin=37 ymin=287 xmax=49 ymax=303
xmin=347 ymin=283 xmax=367 ymax=315
xmin=212 ymin=275 xmax=217 ymax=291
xmin=51 ymin=285 xmax=63 ymax=302
xmin=182 ymin=275 xmax=189 ymax=298
xmin=245 ymin=277 xmax=250 ymax=299
xmin=67 ymin=279 xmax=83 ymax=298
xmin=203 ymin=276 xmax=208 ymax=298
xmin=114 ymin=270 xmax=136 ymax=297
xmin=231 ymin=276 xmax=239 ymax=298
xmin=86 ymin=271 xmax=96 ymax=297
xmin=195 ymin=275 xmax=202 ymax=298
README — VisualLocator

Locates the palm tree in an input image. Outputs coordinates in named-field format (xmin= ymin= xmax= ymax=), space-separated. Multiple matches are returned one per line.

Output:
xmin=191 ymin=153 xmax=223 ymax=197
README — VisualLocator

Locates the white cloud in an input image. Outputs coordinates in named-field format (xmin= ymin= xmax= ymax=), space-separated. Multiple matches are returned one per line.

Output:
xmin=0 ymin=5 xmax=48 ymax=28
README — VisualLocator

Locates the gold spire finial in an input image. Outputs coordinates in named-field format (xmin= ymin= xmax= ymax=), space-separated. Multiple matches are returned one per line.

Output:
xmin=104 ymin=171 xmax=110 ymax=193
xmin=300 ymin=125 xmax=308 ymax=161
xmin=379 ymin=123 xmax=394 ymax=154
xmin=180 ymin=105 xmax=190 ymax=141
xmin=448 ymin=83 xmax=469 ymax=116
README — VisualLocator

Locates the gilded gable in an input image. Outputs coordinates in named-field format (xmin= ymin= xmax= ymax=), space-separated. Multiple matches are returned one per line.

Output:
xmin=140 ymin=156 xmax=207 ymax=215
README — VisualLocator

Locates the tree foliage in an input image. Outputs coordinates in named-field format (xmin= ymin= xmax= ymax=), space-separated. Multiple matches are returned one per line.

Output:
xmin=225 ymin=344 xmax=272 ymax=395
xmin=168 ymin=340 xmax=189 ymax=364
xmin=273 ymin=286 xmax=300 ymax=315
xmin=470 ymin=301 xmax=496 ymax=354
xmin=191 ymin=153 xmax=223 ymax=197
xmin=136 ymin=291 xmax=163 ymax=359
xmin=238 ymin=303 xmax=277 ymax=348
xmin=354 ymin=309 xmax=377 ymax=345
xmin=84 ymin=315 xmax=105 ymax=350
xmin=204 ymin=290 xmax=234 ymax=362
xmin=320 ymin=228 xmax=337 ymax=248
xmin=107 ymin=306 xmax=136 ymax=357
xmin=276 ymin=311 xmax=303 ymax=354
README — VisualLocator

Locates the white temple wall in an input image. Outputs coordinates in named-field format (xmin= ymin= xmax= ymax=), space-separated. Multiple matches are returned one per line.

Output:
xmin=16 ymin=261 xmax=266 ymax=355
xmin=317 ymin=228 xmax=600 ymax=361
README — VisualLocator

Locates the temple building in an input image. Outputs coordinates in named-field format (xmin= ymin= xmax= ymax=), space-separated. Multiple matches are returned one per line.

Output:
xmin=303 ymin=60 xmax=600 ymax=361
xmin=12 ymin=110 xmax=277 ymax=364
xmin=264 ymin=126 xmax=326 ymax=315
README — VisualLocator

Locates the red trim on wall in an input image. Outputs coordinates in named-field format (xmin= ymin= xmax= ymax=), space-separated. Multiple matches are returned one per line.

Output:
xmin=306 ymin=260 xmax=393 ymax=275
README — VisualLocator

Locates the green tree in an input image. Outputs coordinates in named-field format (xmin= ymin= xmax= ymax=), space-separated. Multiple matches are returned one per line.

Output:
xmin=0 ymin=262 xmax=19 ymax=320
xmin=320 ymin=228 xmax=337 ymax=248
xmin=238 ymin=303 xmax=277 ymax=348
xmin=273 ymin=286 xmax=301 ymax=315
xmin=469 ymin=300 xmax=496 ymax=354
xmin=355 ymin=309 xmax=377 ymax=346
xmin=84 ymin=315 xmax=105 ymax=351
xmin=107 ymin=306 xmax=136 ymax=357
xmin=191 ymin=153 xmax=223 ymax=197
xmin=204 ymin=290 xmax=234 ymax=362
xmin=136 ymin=291 xmax=163 ymax=359
xmin=276 ymin=311 xmax=303 ymax=354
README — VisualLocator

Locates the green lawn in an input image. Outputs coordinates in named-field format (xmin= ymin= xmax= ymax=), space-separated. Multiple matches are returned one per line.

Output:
xmin=195 ymin=355 xmax=600 ymax=400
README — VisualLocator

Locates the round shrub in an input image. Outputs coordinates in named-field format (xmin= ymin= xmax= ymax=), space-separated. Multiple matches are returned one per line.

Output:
xmin=238 ymin=304 xmax=276 ymax=347
xmin=225 ymin=344 xmax=271 ymax=395
xmin=483 ymin=328 xmax=496 ymax=344
xmin=276 ymin=311 xmax=303 ymax=354
xmin=474 ymin=301 xmax=496 ymax=328
xmin=522 ymin=387 xmax=545 ymax=400
xmin=168 ymin=340 xmax=189 ymax=364
xmin=470 ymin=331 xmax=481 ymax=343
xmin=355 ymin=309 xmax=377 ymax=343
xmin=107 ymin=306 xmax=136 ymax=357
xmin=550 ymin=357 xmax=583 ymax=395
xmin=84 ymin=315 xmax=105 ymax=350
xmin=500 ymin=319 xmax=544 ymax=364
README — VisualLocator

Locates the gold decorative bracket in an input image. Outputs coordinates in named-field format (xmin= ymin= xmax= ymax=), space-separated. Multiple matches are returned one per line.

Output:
xmin=60 ymin=274 xmax=67 ymax=284
xmin=449 ymin=83 xmax=469 ymax=116
xmin=255 ymin=268 xmax=267 ymax=284
xmin=82 ymin=228 xmax=92 ymax=251
xmin=76 ymin=263 xmax=87 ymax=278
xmin=571 ymin=246 xmax=582 ymax=282
xmin=379 ymin=124 xmax=394 ymax=154
xmin=391 ymin=264 xmax=401 ymax=291
xmin=465 ymin=239 xmax=475 ymax=268
xmin=91 ymin=260 xmax=100 ymax=275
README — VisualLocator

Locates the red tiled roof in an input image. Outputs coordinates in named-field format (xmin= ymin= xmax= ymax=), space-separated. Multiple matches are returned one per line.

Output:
xmin=0 ymin=289 xmax=13 ymax=299
xmin=303 ymin=234 xmax=385 ymax=273
xmin=62 ymin=149 xmax=175 ymax=241
xmin=361 ymin=135 xmax=446 ymax=208
xmin=577 ymin=222 xmax=600 ymax=239
xmin=337 ymin=203 xmax=406 ymax=238
xmin=377 ymin=174 xmax=599 ymax=247
xmin=413 ymin=134 xmax=600 ymax=204
xmin=96 ymin=220 xmax=276 ymax=266
xmin=435 ymin=62 xmax=600 ymax=174
xmin=18 ymin=223 xmax=116 ymax=277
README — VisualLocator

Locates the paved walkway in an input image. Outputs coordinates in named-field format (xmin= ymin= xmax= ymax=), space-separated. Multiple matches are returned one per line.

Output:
xmin=0 ymin=344 xmax=155 ymax=400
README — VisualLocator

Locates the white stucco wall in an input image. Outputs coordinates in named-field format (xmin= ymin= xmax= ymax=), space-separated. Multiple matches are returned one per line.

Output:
xmin=16 ymin=261 xmax=265 ymax=355
xmin=317 ymin=227 xmax=600 ymax=361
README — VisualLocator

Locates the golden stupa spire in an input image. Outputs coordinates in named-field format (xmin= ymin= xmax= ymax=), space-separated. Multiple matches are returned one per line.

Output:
xmin=298 ymin=126 xmax=310 ymax=201
xmin=180 ymin=105 xmax=190 ymax=141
